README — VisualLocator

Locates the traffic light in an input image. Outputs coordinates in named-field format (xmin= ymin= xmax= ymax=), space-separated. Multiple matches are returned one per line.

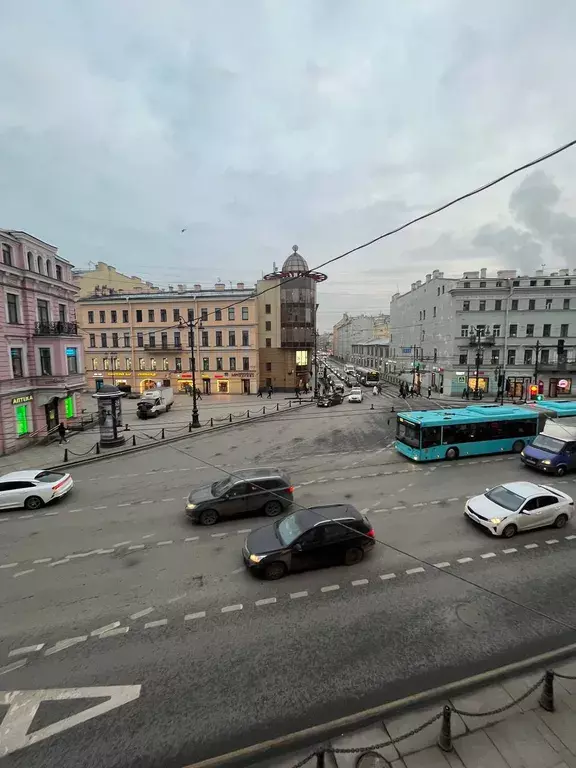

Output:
xmin=529 ymin=384 xmax=538 ymax=400
xmin=536 ymin=394 xmax=544 ymax=401
xmin=415 ymin=362 xmax=420 ymax=371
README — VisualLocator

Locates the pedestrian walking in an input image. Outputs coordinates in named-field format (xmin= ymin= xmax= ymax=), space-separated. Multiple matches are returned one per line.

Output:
xmin=372 ymin=385 xmax=379 ymax=396
xmin=409 ymin=385 xmax=415 ymax=398
xmin=257 ymin=387 xmax=263 ymax=398
xmin=267 ymin=386 xmax=273 ymax=399
xmin=57 ymin=422 xmax=68 ymax=444
xmin=294 ymin=386 xmax=300 ymax=400
xmin=462 ymin=387 xmax=468 ymax=400
xmin=195 ymin=387 xmax=202 ymax=400
xmin=427 ymin=385 xmax=432 ymax=399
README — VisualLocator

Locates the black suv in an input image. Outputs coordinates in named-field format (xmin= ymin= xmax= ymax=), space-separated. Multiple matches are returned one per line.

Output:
xmin=186 ymin=468 xmax=293 ymax=525
xmin=243 ymin=504 xmax=375 ymax=579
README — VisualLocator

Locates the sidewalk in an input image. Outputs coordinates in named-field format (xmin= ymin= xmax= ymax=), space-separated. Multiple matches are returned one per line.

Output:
xmin=262 ymin=655 xmax=576 ymax=768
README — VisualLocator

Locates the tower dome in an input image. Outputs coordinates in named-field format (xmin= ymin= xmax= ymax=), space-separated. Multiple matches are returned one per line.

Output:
xmin=282 ymin=245 xmax=309 ymax=274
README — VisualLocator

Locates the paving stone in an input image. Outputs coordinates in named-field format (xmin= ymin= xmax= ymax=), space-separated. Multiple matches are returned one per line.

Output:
xmin=485 ymin=710 xmax=564 ymax=768
xmin=273 ymin=746 xmax=336 ymax=767
xmin=501 ymin=669 xmax=547 ymax=713
xmin=453 ymin=730 xmax=509 ymax=768
xmin=332 ymin=723 xmax=398 ymax=765
xmin=555 ymin=665 xmax=576 ymax=696
xmin=384 ymin=705 xmax=466 ymax=756
xmin=404 ymin=745 xmax=455 ymax=767
xmin=450 ymin=684 xmax=521 ymax=731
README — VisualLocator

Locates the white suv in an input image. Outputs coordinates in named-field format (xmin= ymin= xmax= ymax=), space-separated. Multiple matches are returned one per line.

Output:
xmin=348 ymin=388 xmax=363 ymax=403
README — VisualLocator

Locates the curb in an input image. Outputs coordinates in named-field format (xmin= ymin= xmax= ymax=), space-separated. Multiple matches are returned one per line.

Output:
xmin=185 ymin=641 xmax=576 ymax=768
xmin=46 ymin=401 xmax=315 ymax=472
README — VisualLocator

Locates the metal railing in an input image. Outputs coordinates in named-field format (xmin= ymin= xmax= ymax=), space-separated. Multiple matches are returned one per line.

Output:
xmin=34 ymin=321 xmax=79 ymax=336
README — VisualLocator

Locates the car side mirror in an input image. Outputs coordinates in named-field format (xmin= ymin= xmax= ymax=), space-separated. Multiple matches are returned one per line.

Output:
xmin=293 ymin=543 xmax=302 ymax=552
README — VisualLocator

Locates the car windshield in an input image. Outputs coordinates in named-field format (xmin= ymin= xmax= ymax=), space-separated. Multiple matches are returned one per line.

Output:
xmin=351 ymin=388 xmax=361 ymax=395
xmin=485 ymin=486 xmax=525 ymax=511
xmin=532 ymin=434 xmax=566 ymax=454
xmin=34 ymin=471 xmax=65 ymax=483
xmin=276 ymin=511 xmax=307 ymax=546
xmin=211 ymin=478 xmax=233 ymax=496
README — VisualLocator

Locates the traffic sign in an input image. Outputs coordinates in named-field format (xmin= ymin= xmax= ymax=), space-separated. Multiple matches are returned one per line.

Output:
xmin=0 ymin=685 xmax=141 ymax=757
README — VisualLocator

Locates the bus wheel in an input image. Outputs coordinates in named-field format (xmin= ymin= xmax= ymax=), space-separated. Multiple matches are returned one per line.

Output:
xmin=512 ymin=440 xmax=524 ymax=453
xmin=445 ymin=447 xmax=459 ymax=460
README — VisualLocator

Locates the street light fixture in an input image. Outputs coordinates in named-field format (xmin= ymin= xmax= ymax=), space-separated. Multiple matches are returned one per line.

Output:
xmin=179 ymin=311 xmax=202 ymax=428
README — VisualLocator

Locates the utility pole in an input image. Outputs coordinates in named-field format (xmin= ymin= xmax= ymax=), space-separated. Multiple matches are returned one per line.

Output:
xmin=471 ymin=326 xmax=483 ymax=400
xmin=533 ymin=339 xmax=540 ymax=385
xmin=313 ymin=302 xmax=319 ymax=399
xmin=181 ymin=310 xmax=201 ymax=428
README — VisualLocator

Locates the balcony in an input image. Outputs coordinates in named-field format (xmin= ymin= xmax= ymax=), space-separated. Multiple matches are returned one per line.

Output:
xmin=469 ymin=334 xmax=495 ymax=347
xmin=34 ymin=321 xmax=79 ymax=336
xmin=143 ymin=343 xmax=183 ymax=351
xmin=0 ymin=373 xmax=85 ymax=395
xmin=538 ymin=355 xmax=576 ymax=373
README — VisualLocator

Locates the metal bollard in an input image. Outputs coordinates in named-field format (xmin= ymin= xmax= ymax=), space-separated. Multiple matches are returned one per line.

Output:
xmin=161 ymin=428 xmax=165 ymax=439
xmin=96 ymin=443 xmax=101 ymax=455
xmin=391 ymin=406 xmax=395 ymax=412
xmin=63 ymin=448 xmax=69 ymax=462
xmin=132 ymin=434 xmax=136 ymax=446
xmin=247 ymin=410 xmax=250 ymax=418
xmin=189 ymin=422 xmax=192 ymax=432
xmin=210 ymin=418 xmax=214 ymax=427
xmin=263 ymin=406 xmax=266 ymax=415
xmin=124 ymin=423 xmax=129 ymax=431
xmin=437 ymin=705 xmax=453 ymax=752
xmin=539 ymin=670 xmax=555 ymax=712
xmin=316 ymin=750 xmax=325 ymax=767
xmin=370 ymin=403 xmax=374 ymax=410
xmin=229 ymin=413 xmax=232 ymax=423
xmin=276 ymin=402 xmax=279 ymax=411
xmin=289 ymin=400 xmax=292 ymax=408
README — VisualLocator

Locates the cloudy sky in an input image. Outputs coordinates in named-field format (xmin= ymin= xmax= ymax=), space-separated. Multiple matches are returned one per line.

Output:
xmin=1 ymin=0 xmax=576 ymax=330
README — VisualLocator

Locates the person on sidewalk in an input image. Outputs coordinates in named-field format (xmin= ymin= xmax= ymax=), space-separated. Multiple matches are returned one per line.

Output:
xmin=57 ymin=422 xmax=68 ymax=444
xmin=427 ymin=385 xmax=432 ymax=399
xmin=267 ymin=386 xmax=273 ymax=399
xmin=256 ymin=387 xmax=263 ymax=398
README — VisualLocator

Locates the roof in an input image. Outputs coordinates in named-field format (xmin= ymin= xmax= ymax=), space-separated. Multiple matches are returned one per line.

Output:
xmin=398 ymin=405 xmax=538 ymax=426
xmin=77 ymin=288 xmax=256 ymax=303
xmin=233 ymin=468 xmax=284 ymax=480
xmin=296 ymin=504 xmax=362 ymax=528
xmin=501 ymin=481 xmax=547 ymax=498
xmin=282 ymin=247 xmax=309 ymax=273
xmin=530 ymin=400 xmax=576 ymax=418
xmin=0 ymin=470 xmax=49 ymax=481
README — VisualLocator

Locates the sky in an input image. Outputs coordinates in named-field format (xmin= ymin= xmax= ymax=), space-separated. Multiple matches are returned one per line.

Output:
xmin=1 ymin=0 xmax=576 ymax=331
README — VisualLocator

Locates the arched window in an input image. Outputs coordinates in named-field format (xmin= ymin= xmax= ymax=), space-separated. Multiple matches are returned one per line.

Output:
xmin=56 ymin=264 xmax=62 ymax=280
xmin=2 ymin=243 xmax=12 ymax=266
xmin=27 ymin=251 xmax=34 ymax=270
xmin=37 ymin=256 xmax=43 ymax=274
xmin=46 ymin=260 xmax=52 ymax=277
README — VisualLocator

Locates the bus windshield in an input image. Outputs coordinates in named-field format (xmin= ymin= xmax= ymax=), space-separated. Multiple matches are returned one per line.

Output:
xmin=397 ymin=420 xmax=420 ymax=448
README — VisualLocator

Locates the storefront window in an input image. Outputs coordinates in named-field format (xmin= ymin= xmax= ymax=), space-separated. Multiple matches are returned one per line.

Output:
xmin=15 ymin=404 xmax=30 ymax=436
xmin=64 ymin=395 xmax=75 ymax=419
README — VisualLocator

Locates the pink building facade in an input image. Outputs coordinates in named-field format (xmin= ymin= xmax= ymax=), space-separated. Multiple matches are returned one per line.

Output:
xmin=0 ymin=229 xmax=85 ymax=455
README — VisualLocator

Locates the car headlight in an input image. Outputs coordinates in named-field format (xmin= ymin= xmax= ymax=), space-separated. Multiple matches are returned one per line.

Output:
xmin=541 ymin=460 xmax=551 ymax=465
xmin=520 ymin=451 xmax=525 ymax=457
xmin=490 ymin=517 xmax=502 ymax=525
xmin=249 ymin=554 xmax=264 ymax=563
xmin=186 ymin=503 xmax=196 ymax=510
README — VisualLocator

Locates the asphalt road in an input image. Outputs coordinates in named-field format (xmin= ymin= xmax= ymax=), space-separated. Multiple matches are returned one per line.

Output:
xmin=1 ymin=383 xmax=576 ymax=767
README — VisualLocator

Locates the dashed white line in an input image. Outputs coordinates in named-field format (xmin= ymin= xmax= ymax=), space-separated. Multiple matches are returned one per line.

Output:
xmin=13 ymin=569 xmax=35 ymax=578
xmin=565 ymin=535 xmax=576 ymax=540
xmin=237 ymin=529 xmax=252 ymax=534
xmin=168 ymin=594 xmax=186 ymax=604
xmin=33 ymin=557 xmax=52 ymax=564
xmin=0 ymin=659 xmax=27 ymax=675
xmin=98 ymin=548 xmax=115 ymax=554
xmin=0 ymin=563 xmax=19 ymax=569
xmin=457 ymin=557 xmax=473 ymax=564
xmin=392 ymin=505 xmax=406 ymax=511
xmin=142 ymin=534 xmax=155 ymax=539
xmin=19 ymin=514 xmax=34 ymax=519
xmin=94 ymin=506 xmax=108 ymax=510
xmin=184 ymin=536 xmax=199 ymax=542
xmin=380 ymin=573 xmax=396 ymax=581
xmin=161 ymin=498 xmax=175 ymax=502
xmin=8 ymin=644 xmax=44 ymax=657
xmin=157 ymin=540 xmax=173 ymax=546
xmin=45 ymin=636 xmax=87 ymax=655
xmin=255 ymin=597 xmax=277 ymax=606
xmin=185 ymin=611 xmax=206 ymax=621
xmin=221 ymin=604 xmax=243 ymax=613
xmin=480 ymin=552 xmax=496 ymax=559
xmin=44 ymin=511 xmax=59 ymax=516
xmin=68 ymin=508 xmax=84 ymax=513
xmin=448 ymin=497 xmax=460 ymax=502
xmin=406 ymin=567 xmax=425 ymax=575
xmin=525 ymin=543 xmax=539 ymax=549
xmin=130 ymin=608 xmax=154 ymax=620
xmin=211 ymin=533 xmax=227 ymax=538
xmin=352 ymin=579 xmax=369 ymax=586
xmin=546 ymin=539 xmax=559 ymax=545
xmin=128 ymin=544 xmax=145 ymax=551
xmin=321 ymin=584 xmax=340 ymax=593
xmin=412 ymin=502 xmax=426 ymax=508
xmin=114 ymin=541 xmax=132 ymax=547
xmin=100 ymin=626 xmax=129 ymax=638
xmin=434 ymin=562 xmax=451 ymax=569
xmin=91 ymin=622 xmax=121 ymax=637
xmin=145 ymin=619 xmax=168 ymax=628
xmin=290 ymin=591 xmax=308 ymax=599
xmin=502 ymin=548 xmax=517 ymax=554
xmin=140 ymin=500 xmax=154 ymax=505
xmin=430 ymin=500 xmax=440 ymax=505
xmin=117 ymin=503 xmax=132 ymax=507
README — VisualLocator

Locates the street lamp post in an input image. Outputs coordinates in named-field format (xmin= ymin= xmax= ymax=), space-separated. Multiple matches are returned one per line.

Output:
xmin=313 ymin=302 xmax=319 ymax=399
xmin=181 ymin=310 xmax=201 ymax=428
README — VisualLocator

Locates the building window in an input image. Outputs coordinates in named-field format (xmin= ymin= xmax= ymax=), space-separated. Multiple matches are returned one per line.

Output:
xmin=163 ymin=358 xmax=169 ymax=371
xmin=100 ymin=333 xmax=108 ymax=347
xmin=67 ymin=348 xmax=79 ymax=374
xmin=491 ymin=349 xmax=500 ymax=364
xmin=170 ymin=308 xmax=178 ymax=322
xmin=112 ymin=333 xmax=119 ymax=347
xmin=437 ymin=287 xmax=440 ymax=296
xmin=6 ymin=293 xmax=19 ymax=324
xmin=242 ymin=307 xmax=249 ymax=320
xmin=175 ymin=357 xmax=182 ymax=372
xmin=27 ymin=251 xmax=34 ymax=270
xmin=99 ymin=310 xmax=105 ymax=323
xmin=265 ymin=362 xmax=272 ymax=372
xmin=265 ymin=321 xmax=272 ymax=331
xmin=88 ymin=311 xmax=94 ymax=324
xmin=242 ymin=330 xmax=249 ymax=346
xmin=561 ymin=324 xmax=569 ymax=337
xmin=564 ymin=279 xmax=571 ymax=286
xmin=540 ymin=349 xmax=550 ymax=363
xmin=59 ymin=304 xmax=67 ymax=322
xmin=494 ymin=299 xmax=502 ymax=311
xmin=422 ymin=310 xmax=426 ymax=320
xmin=124 ymin=333 xmax=130 ymax=347
xmin=228 ymin=331 xmax=236 ymax=346
xmin=526 ymin=324 xmax=534 ymax=337
xmin=216 ymin=357 xmax=223 ymax=371
xmin=511 ymin=299 xmax=518 ymax=311
xmin=150 ymin=358 xmax=157 ymax=371
xmin=148 ymin=309 xmax=154 ymax=322
xmin=479 ymin=281 xmax=486 ymax=288
xmin=174 ymin=331 xmax=181 ymax=347
xmin=495 ymin=280 xmax=502 ymax=287
xmin=228 ymin=307 xmax=235 ymax=321
xmin=10 ymin=348 xmax=23 ymax=378
xmin=215 ymin=331 xmax=222 ymax=347
xmin=493 ymin=324 xmax=501 ymax=337
xmin=46 ymin=260 xmax=52 ymax=278
xmin=126 ymin=357 xmax=132 ymax=370
xmin=121 ymin=309 xmax=128 ymax=323
xmin=544 ymin=279 xmax=551 ymax=286
xmin=513 ymin=280 xmax=520 ymax=287
xmin=265 ymin=338 xmax=272 ymax=347
xmin=139 ymin=358 xmax=146 ymax=370
xmin=37 ymin=299 xmax=49 ymax=324
xmin=528 ymin=299 xmax=535 ymax=311
xmin=215 ymin=308 xmax=222 ymax=321
xmin=2 ymin=243 xmax=12 ymax=266
xmin=545 ymin=298 xmax=552 ymax=310
xmin=463 ymin=281 xmax=470 ymax=288
xmin=202 ymin=357 xmax=209 ymax=371
xmin=524 ymin=349 xmax=533 ymax=365
xmin=37 ymin=256 xmax=44 ymax=274
xmin=460 ymin=325 xmax=469 ymax=337
xmin=442 ymin=285 xmax=445 ymax=294
xmin=432 ymin=306 xmax=437 ymax=317
xmin=459 ymin=353 xmax=468 ymax=364
xmin=265 ymin=304 xmax=271 ymax=314
xmin=229 ymin=357 xmax=236 ymax=371
xmin=56 ymin=264 xmax=62 ymax=280
xmin=530 ymin=279 xmax=537 ymax=286
xmin=136 ymin=310 xmax=143 ymax=322
xmin=201 ymin=308 xmax=208 ymax=321
xmin=201 ymin=330 xmax=208 ymax=346
xmin=160 ymin=332 xmax=167 ymax=348
xmin=39 ymin=348 xmax=52 ymax=375
xmin=243 ymin=357 xmax=250 ymax=371
xmin=89 ymin=333 xmax=96 ymax=347
xmin=509 ymin=324 xmax=517 ymax=337
xmin=160 ymin=309 xmax=167 ymax=322
xmin=563 ymin=299 xmax=570 ymax=310
xmin=137 ymin=333 xmax=144 ymax=347
xmin=507 ymin=349 xmax=516 ymax=365
xmin=463 ymin=301 xmax=470 ymax=312
xmin=543 ymin=324 xmax=551 ymax=337
xmin=111 ymin=310 xmax=117 ymax=323
xmin=148 ymin=333 xmax=156 ymax=347
xmin=479 ymin=301 xmax=486 ymax=312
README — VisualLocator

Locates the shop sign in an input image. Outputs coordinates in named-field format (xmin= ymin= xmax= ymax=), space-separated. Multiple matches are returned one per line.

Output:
xmin=179 ymin=373 xmax=193 ymax=379
xmin=12 ymin=394 xmax=33 ymax=405
xmin=558 ymin=379 xmax=569 ymax=389
xmin=201 ymin=374 xmax=210 ymax=379
xmin=214 ymin=374 xmax=226 ymax=379
xmin=230 ymin=372 xmax=255 ymax=377
xmin=401 ymin=347 xmax=412 ymax=354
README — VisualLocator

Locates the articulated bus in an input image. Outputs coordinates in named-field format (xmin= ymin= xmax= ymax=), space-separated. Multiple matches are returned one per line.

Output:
xmin=354 ymin=367 xmax=380 ymax=386
xmin=526 ymin=400 xmax=576 ymax=418
xmin=395 ymin=405 xmax=547 ymax=462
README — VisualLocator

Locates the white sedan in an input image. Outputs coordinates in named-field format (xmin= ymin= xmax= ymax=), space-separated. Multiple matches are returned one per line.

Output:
xmin=465 ymin=481 xmax=573 ymax=538
xmin=0 ymin=470 xmax=74 ymax=511
xmin=348 ymin=387 xmax=363 ymax=403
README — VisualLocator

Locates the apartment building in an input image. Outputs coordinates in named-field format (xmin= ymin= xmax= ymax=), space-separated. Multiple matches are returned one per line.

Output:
xmin=390 ymin=267 xmax=576 ymax=398
xmin=332 ymin=313 xmax=390 ymax=362
xmin=77 ymin=283 xmax=259 ymax=395
xmin=350 ymin=339 xmax=390 ymax=370
xmin=72 ymin=261 xmax=159 ymax=298
xmin=0 ymin=229 xmax=84 ymax=454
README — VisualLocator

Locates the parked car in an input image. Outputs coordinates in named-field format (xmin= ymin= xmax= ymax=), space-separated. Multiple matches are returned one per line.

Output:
xmin=317 ymin=392 xmax=344 ymax=407
xmin=464 ymin=481 xmax=573 ymax=538
xmin=186 ymin=468 xmax=293 ymax=525
xmin=348 ymin=387 xmax=363 ymax=403
xmin=0 ymin=470 xmax=74 ymax=511
xmin=243 ymin=503 xmax=375 ymax=579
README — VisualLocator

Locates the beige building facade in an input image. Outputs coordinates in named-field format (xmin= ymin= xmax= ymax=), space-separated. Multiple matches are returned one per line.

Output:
xmin=77 ymin=284 xmax=259 ymax=395
xmin=73 ymin=262 xmax=159 ymax=298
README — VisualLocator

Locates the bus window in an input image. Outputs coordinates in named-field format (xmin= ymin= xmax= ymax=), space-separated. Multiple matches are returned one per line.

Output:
xmin=397 ymin=421 xmax=420 ymax=447
xmin=421 ymin=426 xmax=441 ymax=448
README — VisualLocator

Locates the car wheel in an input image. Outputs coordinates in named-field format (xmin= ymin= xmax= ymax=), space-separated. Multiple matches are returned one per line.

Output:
xmin=556 ymin=465 xmax=567 ymax=477
xmin=198 ymin=508 xmax=219 ymax=526
xmin=24 ymin=496 xmax=44 ymax=511
xmin=554 ymin=513 xmax=568 ymax=529
xmin=263 ymin=561 xmax=287 ymax=580
xmin=445 ymin=447 xmax=459 ymax=460
xmin=344 ymin=547 xmax=364 ymax=566
xmin=512 ymin=440 xmax=524 ymax=453
xmin=264 ymin=500 xmax=283 ymax=517
xmin=502 ymin=524 xmax=517 ymax=538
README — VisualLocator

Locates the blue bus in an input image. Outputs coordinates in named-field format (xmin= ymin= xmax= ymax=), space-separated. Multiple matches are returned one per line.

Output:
xmin=395 ymin=405 xmax=547 ymax=462
xmin=526 ymin=400 xmax=576 ymax=418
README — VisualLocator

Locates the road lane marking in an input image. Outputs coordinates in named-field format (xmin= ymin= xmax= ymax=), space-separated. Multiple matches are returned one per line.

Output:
xmin=351 ymin=579 xmax=369 ymax=586
xmin=546 ymin=539 xmax=559 ymax=544
xmin=44 ymin=511 xmax=59 ymax=516
xmin=434 ymin=562 xmax=450 ymax=568
xmin=185 ymin=611 xmax=206 ymax=620
xmin=525 ymin=543 xmax=538 ymax=549
xmin=211 ymin=533 xmax=226 ymax=538
xmin=33 ymin=558 xmax=52 ymax=564
xmin=412 ymin=502 xmax=426 ymax=507
xmin=45 ymin=636 xmax=88 ymax=655
xmin=237 ymin=529 xmax=252 ymax=534
xmin=142 ymin=534 xmax=154 ymax=539
xmin=359 ymin=508 xmax=369 ymax=514
xmin=128 ymin=544 xmax=145 ymax=551
xmin=13 ymin=569 xmax=35 ymax=578
xmin=117 ymin=503 xmax=132 ymax=507
xmin=98 ymin=549 xmax=115 ymax=554
xmin=0 ymin=659 xmax=27 ymax=676
xmin=161 ymin=498 xmax=175 ymax=502
xmin=430 ymin=500 xmax=440 ymax=505
xmin=480 ymin=553 xmax=496 ymax=559
xmin=380 ymin=573 xmax=396 ymax=580
xmin=100 ymin=627 xmax=129 ymax=637
xmin=140 ymin=500 xmax=153 ymax=505
xmin=8 ymin=644 xmax=44 ymax=657
xmin=221 ymin=604 xmax=243 ymax=613
xmin=0 ymin=563 xmax=19 ymax=569
xmin=406 ymin=567 xmax=425 ymax=575
xmin=290 ymin=591 xmax=308 ymax=599
xmin=392 ymin=506 xmax=406 ymax=510
xmin=565 ymin=535 xmax=576 ymax=540
xmin=68 ymin=508 xmax=84 ymax=513
xmin=144 ymin=619 xmax=168 ymax=628
xmin=448 ymin=497 xmax=460 ymax=502
xmin=114 ymin=541 xmax=131 ymax=547
xmin=502 ymin=548 xmax=517 ymax=554
xmin=130 ymin=608 xmax=154 ymax=620
xmin=321 ymin=585 xmax=340 ymax=592
xmin=19 ymin=515 xmax=34 ymax=519
xmin=168 ymin=595 xmax=186 ymax=604
xmin=184 ymin=536 xmax=199 ymax=542
xmin=93 ymin=506 xmax=108 ymax=510
xmin=255 ymin=597 xmax=277 ymax=606
xmin=457 ymin=557 xmax=473 ymax=564
xmin=156 ymin=541 xmax=173 ymax=546
xmin=91 ymin=622 xmax=121 ymax=637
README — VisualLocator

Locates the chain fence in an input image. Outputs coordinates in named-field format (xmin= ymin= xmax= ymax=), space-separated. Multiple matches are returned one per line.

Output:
xmin=286 ymin=666 xmax=575 ymax=768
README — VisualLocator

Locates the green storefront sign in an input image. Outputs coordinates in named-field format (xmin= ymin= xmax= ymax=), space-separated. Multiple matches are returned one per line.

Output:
xmin=64 ymin=395 xmax=75 ymax=419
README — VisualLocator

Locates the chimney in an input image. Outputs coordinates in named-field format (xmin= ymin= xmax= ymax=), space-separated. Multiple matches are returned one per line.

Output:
xmin=236 ymin=282 xmax=245 ymax=289
xmin=425 ymin=274 xmax=432 ymax=282
xmin=410 ymin=283 xmax=416 ymax=290
xmin=194 ymin=283 xmax=202 ymax=290
xmin=438 ymin=272 xmax=444 ymax=278
xmin=432 ymin=269 xmax=440 ymax=277
xmin=415 ymin=280 xmax=422 ymax=288
xmin=168 ymin=285 xmax=173 ymax=292
xmin=535 ymin=270 xmax=544 ymax=276
xmin=559 ymin=268 xmax=569 ymax=276
xmin=480 ymin=268 xmax=487 ymax=278
xmin=215 ymin=282 xmax=225 ymax=290
xmin=463 ymin=271 xmax=479 ymax=279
